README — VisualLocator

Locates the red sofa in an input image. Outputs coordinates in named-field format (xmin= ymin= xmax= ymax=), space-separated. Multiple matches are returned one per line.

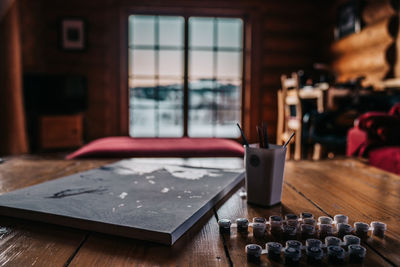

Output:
xmin=347 ymin=103 xmax=400 ymax=174
xmin=66 ymin=137 xmax=244 ymax=159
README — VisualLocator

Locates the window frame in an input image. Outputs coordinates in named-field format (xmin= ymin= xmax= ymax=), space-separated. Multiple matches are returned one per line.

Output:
xmin=118 ymin=6 xmax=260 ymax=140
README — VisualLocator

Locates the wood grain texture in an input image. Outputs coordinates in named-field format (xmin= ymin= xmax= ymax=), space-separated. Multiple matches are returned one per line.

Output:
xmin=284 ymin=159 xmax=400 ymax=266
xmin=67 ymin=209 xmax=229 ymax=267
xmin=0 ymin=157 xmax=113 ymax=266
xmin=0 ymin=156 xmax=395 ymax=266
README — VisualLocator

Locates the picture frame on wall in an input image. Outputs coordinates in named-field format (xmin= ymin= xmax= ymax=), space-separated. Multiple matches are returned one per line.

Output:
xmin=60 ymin=18 xmax=87 ymax=51
xmin=334 ymin=0 xmax=361 ymax=40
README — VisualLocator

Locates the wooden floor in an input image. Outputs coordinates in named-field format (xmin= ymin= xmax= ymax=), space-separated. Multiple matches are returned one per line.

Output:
xmin=0 ymin=156 xmax=398 ymax=266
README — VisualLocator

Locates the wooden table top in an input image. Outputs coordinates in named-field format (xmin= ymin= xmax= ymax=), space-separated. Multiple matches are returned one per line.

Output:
xmin=0 ymin=156 xmax=398 ymax=267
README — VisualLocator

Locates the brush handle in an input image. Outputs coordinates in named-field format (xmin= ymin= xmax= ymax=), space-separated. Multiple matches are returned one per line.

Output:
xmin=283 ymin=132 xmax=295 ymax=148
xmin=237 ymin=123 xmax=249 ymax=147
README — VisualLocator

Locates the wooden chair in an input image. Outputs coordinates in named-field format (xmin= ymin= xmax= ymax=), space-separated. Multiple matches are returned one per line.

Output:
xmin=277 ymin=73 xmax=302 ymax=160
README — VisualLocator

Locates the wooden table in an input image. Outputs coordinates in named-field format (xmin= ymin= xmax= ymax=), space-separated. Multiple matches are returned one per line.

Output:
xmin=0 ymin=156 xmax=399 ymax=266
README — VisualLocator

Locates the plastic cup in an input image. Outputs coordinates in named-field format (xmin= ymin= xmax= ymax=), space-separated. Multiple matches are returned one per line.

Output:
xmin=349 ymin=245 xmax=367 ymax=263
xmin=354 ymin=222 xmax=369 ymax=238
xmin=253 ymin=222 xmax=266 ymax=238
xmin=327 ymin=246 xmax=345 ymax=263
xmin=286 ymin=240 xmax=302 ymax=250
xmin=371 ymin=221 xmax=387 ymax=238
xmin=334 ymin=214 xmax=348 ymax=224
xmin=266 ymin=242 xmax=282 ymax=260
xmin=246 ymin=244 xmax=262 ymax=263
xmin=218 ymin=219 xmax=231 ymax=234
xmin=344 ymin=235 xmax=361 ymax=246
xmin=318 ymin=216 xmax=333 ymax=225
xmin=236 ymin=218 xmax=249 ymax=233
xmin=325 ymin=236 xmax=341 ymax=247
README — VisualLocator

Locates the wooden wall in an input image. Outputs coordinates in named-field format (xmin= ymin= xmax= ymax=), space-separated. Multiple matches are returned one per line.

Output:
xmin=331 ymin=0 xmax=399 ymax=89
xmin=260 ymin=1 xmax=332 ymax=141
xmin=18 ymin=0 xmax=331 ymax=143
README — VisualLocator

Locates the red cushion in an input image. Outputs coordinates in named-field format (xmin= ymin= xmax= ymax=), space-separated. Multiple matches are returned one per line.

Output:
xmin=369 ymin=147 xmax=400 ymax=175
xmin=346 ymin=127 xmax=367 ymax=156
xmin=389 ymin=103 xmax=400 ymax=117
xmin=66 ymin=137 xmax=244 ymax=159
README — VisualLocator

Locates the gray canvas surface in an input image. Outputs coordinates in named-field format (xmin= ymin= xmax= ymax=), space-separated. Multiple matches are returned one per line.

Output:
xmin=0 ymin=158 xmax=244 ymax=245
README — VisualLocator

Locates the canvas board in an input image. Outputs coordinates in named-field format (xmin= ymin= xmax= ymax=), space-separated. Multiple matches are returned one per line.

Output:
xmin=0 ymin=158 xmax=244 ymax=245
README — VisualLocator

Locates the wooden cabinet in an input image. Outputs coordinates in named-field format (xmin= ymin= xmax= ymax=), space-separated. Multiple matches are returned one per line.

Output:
xmin=39 ymin=114 xmax=83 ymax=149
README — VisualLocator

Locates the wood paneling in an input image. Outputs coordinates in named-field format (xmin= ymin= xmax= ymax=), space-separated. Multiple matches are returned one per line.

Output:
xmin=18 ymin=0 xmax=331 ymax=144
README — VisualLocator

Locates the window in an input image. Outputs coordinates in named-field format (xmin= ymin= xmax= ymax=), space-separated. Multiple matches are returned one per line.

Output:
xmin=128 ymin=15 xmax=243 ymax=138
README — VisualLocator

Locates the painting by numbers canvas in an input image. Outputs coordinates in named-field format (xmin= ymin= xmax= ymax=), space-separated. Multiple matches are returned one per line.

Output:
xmin=0 ymin=158 xmax=244 ymax=245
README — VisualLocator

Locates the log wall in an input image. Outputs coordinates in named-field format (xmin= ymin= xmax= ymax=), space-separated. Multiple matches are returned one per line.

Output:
xmin=331 ymin=0 xmax=399 ymax=89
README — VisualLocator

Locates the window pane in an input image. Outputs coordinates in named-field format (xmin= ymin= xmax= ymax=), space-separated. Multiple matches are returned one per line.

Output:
xmin=159 ymin=109 xmax=183 ymax=137
xmin=215 ymin=80 xmax=241 ymax=106
xmin=216 ymin=51 xmax=242 ymax=78
xmin=130 ymin=15 xmax=155 ymax=46
xmin=130 ymin=79 xmax=157 ymax=137
xmin=189 ymin=17 xmax=213 ymax=48
xmin=217 ymin=18 xmax=242 ymax=48
xmin=215 ymin=109 xmax=241 ymax=137
xmin=189 ymin=51 xmax=213 ymax=78
xmin=159 ymin=50 xmax=183 ymax=77
xmin=188 ymin=109 xmax=214 ymax=137
xmin=158 ymin=79 xmax=183 ymax=109
xmin=131 ymin=49 xmax=155 ymax=76
xmin=159 ymin=17 xmax=184 ymax=47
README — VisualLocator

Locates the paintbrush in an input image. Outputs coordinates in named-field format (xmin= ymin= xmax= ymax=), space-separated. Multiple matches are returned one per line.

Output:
xmin=263 ymin=122 xmax=269 ymax=149
xmin=256 ymin=125 xmax=263 ymax=148
xmin=283 ymin=132 xmax=295 ymax=148
xmin=236 ymin=123 xmax=249 ymax=147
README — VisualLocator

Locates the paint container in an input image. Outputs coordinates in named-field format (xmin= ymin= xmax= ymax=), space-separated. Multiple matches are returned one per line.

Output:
xmin=285 ymin=214 xmax=298 ymax=221
xmin=285 ymin=214 xmax=298 ymax=228
xmin=266 ymin=242 xmax=282 ymax=260
xmin=325 ymin=236 xmax=341 ymax=247
xmin=354 ymin=222 xmax=369 ymax=238
xmin=371 ymin=221 xmax=387 ymax=238
xmin=319 ymin=224 xmax=334 ymax=239
xmin=306 ymin=238 xmax=322 ymax=248
xmin=269 ymin=215 xmax=282 ymax=222
xmin=245 ymin=145 xmax=287 ymax=206
xmin=327 ymin=246 xmax=345 ymax=263
xmin=286 ymin=240 xmax=302 ymax=250
xmin=318 ymin=216 xmax=333 ymax=225
xmin=302 ymin=218 xmax=316 ymax=226
xmin=286 ymin=220 xmax=298 ymax=227
xmin=344 ymin=235 xmax=361 ymax=246
xmin=337 ymin=223 xmax=352 ymax=238
xmin=301 ymin=224 xmax=315 ymax=239
xmin=270 ymin=221 xmax=283 ymax=237
xmin=306 ymin=246 xmax=323 ymax=264
xmin=245 ymin=244 xmax=262 ymax=263
xmin=301 ymin=212 xmax=314 ymax=219
xmin=218 ymin=219 xmax=231 ymax=234
xmin=334 ymin=214 xmax=348 ymax=225
xmin=253 ymin=217 xmax=267 ymax=224
xmin=236 ymin=218 xmax=249 ymax=233
xmin=284 ymin=247 xmax=301 ymax=265
xmin=253 ymin=222 xmax=266 ymax=238
xmin=348 ymin=244 xmax=367 ymax=263
xmin=283 ymin=225 xmax=297 ymax=240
